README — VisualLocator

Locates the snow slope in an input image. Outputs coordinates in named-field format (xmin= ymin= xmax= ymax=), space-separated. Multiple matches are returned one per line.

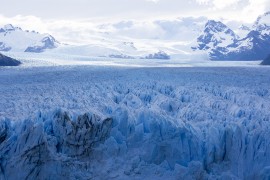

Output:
xmin=0 ymin=65 xmax=270 ymax=179
xmin=0 ymin=24 xmax=59 ymax=53
xmin=0 ymin=17 xmax=209 ymax=60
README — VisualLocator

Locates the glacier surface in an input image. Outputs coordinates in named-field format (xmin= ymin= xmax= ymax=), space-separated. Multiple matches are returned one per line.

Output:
xmin=0 ymin=66 xmax=270 ymax=179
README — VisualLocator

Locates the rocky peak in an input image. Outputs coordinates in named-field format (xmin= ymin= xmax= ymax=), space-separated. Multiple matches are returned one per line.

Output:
xmin=195 ymin=20 xmax=237 ymax=51
xmin=204 ymin=20 xmax=236 ymax=37
xmin=239 ymin=25 xmax=251 ymax=31
xmin=204 ymin=20 xmax=228 ymax=32
xmin=3 ymin=24 xmax=15 ymax=31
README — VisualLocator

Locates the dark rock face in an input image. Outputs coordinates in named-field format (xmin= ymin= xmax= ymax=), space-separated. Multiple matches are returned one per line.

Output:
xmin=25 ymin=35 xmax=58 ymax=53
xmin=261 ymin=54 xmax=270 ymax=65
xmin=144 ymin=51 xmax=170 ymax=59
xmin=0 ymin=53 xmax=21 ymax=66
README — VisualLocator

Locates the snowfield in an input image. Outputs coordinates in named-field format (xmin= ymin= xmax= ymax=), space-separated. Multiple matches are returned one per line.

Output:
xmin=0 ymin=60 xmax=270 ymax=179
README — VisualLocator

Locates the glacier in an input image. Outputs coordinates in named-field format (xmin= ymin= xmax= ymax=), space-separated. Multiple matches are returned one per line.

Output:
xmin=0 ymin=65 xmax=270 ymax=179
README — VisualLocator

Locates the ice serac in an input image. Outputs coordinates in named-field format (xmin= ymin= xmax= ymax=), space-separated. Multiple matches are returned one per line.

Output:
xmin=0 ymin=110 xmax=113 ymax=179
xmin=1 ymin=107 xmax=270 ymax=179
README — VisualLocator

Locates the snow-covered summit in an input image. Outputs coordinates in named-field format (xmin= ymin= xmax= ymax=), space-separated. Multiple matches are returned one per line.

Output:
xmin=1 ymin=24 xmax=17 ymax=31
xmin=204 ymin=20 xmax=234 ymax=34
xmin=0 ymin=24 xmax=59 ymax=53
xmin=193 ymin=20 xmax=237 ymax=51
xmin=25 ymin=35 xmax=59 ymax=53
xmin=239 ymin=25 xmax=251 ymax=31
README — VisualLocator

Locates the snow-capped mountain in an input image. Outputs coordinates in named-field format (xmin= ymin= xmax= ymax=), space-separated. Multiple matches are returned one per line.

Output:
xmin=24 ymin=35 xmax=58 ymax=53
xmin=0 ymin=18 xmax=207 ymax=60
xmin=0 ymin=24 xmax=59 ymax=53
xmin=194 ymin=12 xmax=270 ymax=60
xmin=4 ymin=13 xmax=270 ymax=61
xmin=192 ymin=20 xmax=238 ymax=51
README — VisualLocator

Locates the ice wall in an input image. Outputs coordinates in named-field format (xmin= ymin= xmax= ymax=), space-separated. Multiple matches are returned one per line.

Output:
xmin=1 ymin=109 xmax=270 ymax=179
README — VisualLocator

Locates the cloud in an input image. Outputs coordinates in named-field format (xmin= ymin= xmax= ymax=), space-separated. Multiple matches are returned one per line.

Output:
xmin=212 ymin=0 xmax=241 ymax=9
xmin=0 ymin=0 xmax=269 ymax=45
xmin=0 ymin=15 xmax=48 ymax=33
xmin=0 ymin=0 xmax=268 ymax=22
xmin=146 ymin=0 xmax=160 ymax=3
xmin=195 ymin=0 xmax=241 ymax=9
xmin=241 ymin=0 xmax=269 ymax=21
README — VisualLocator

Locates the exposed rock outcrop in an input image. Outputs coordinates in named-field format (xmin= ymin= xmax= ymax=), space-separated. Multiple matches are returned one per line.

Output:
xmin=0 ymin=53 xmax=21 ymax=66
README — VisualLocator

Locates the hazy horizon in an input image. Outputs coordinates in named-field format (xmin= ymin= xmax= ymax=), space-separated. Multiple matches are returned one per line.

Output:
xmin=1 ymin=0 xmax=269 ymax=44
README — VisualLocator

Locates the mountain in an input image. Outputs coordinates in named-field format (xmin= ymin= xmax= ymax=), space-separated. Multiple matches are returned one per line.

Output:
xmin=0 ymin=24 xmax=59 ymax=53
xmin=194 ymin=12 xmax=270 ymax=60
xmin=24 ymin=35 xmax=58 ymax=53
xmin=0 ymin=53 xmax=21 ymax=66
xmin=0 ymin=18 xmax=206 ymax=60
xmin=192 ymin=20 xmax=238 ymax=51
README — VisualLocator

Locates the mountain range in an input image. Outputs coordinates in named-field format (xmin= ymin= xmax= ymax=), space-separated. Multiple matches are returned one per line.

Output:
xmin=1 ymin=12 xmax=270 ymax=60
xmin=193 ymin=12 xmax=270 ymax=60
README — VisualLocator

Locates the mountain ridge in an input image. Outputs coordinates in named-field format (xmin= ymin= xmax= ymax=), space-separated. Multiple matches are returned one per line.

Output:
xmin=0 ymin=24 xmax=59 ymax=53
xmin=194 ymin=11 xmax=270 ymax=60
xmin=2 ymin=12 xmax=270 ymax=61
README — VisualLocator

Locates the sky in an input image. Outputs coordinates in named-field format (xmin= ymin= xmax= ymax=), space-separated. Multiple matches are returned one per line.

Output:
xmin=0 ymin=0 xmax=269 ymax=43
